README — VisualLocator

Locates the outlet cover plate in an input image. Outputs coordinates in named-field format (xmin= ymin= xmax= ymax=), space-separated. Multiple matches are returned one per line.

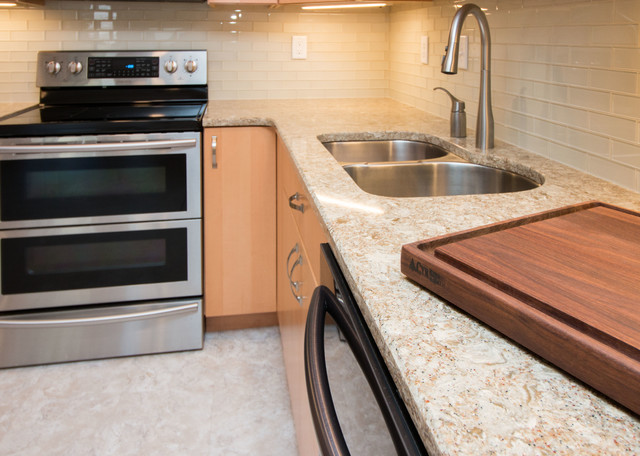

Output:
xmin=420 ymin=36 xmax=429 ymax=64
xmin=292 ymin=35 xmax=307 ymax=60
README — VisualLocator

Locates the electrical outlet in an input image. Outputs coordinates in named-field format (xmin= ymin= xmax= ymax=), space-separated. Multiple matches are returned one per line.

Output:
xmin=420 ymin=36 xmax=429 ymax=65
xmin=459 ymin=35 xmax=469 ymax=70
xmin=292 ymin=35 xmax=307 ymax=60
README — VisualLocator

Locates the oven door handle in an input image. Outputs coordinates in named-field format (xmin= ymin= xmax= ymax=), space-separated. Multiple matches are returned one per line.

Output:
xmin=0 ymin=138 xmax=197 ymax=154
xmin=0 ymin=302 xmax=200 ymax=328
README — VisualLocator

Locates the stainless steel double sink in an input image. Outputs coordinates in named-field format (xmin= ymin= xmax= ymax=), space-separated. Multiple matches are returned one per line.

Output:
xmin=321 ymin=139 xmax=541 ymax=198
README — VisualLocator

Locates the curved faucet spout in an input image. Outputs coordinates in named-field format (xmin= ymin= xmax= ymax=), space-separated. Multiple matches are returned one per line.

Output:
xmin=441 ymin=4 xmax=494 ymax=150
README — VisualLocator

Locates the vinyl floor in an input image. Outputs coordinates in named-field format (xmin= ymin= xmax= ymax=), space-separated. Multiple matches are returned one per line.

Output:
xmin=0 ymin=327 xmax=298 ymax=456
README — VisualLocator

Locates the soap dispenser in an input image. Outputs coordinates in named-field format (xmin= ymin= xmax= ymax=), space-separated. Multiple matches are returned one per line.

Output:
xmin=434 ymin=87 xmax=466 ymax=138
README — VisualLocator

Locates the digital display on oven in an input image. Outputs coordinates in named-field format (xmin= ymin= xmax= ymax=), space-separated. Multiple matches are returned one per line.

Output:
xmin=87 ymin=57 xmax=160 ymax=79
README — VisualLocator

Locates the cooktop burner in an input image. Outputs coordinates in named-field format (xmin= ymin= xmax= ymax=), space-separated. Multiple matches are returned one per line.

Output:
xmin=0 ymin=102 xmax=207 ymax=137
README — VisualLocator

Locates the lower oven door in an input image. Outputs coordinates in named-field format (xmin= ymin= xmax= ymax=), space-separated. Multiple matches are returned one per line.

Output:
xmin=0 ymin=298 xmax=203 ymax=369
xmin=0 ymin=219 xmax=202 ymax=312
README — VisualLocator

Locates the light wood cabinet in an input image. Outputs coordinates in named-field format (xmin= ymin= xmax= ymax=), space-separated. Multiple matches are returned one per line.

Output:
xmin=276 ymin=135 xmax=329 ymax=456
xmin=203 ymin=127 xmax=277 ymax=330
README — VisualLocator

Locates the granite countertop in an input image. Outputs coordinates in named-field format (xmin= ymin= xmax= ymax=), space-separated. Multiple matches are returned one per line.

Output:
xmin=204 ymin=98 xmax=640 ymax=455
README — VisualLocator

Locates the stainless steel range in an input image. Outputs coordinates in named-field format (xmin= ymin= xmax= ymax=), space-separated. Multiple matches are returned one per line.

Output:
xmin=0 ymin=50 xmax=207 ymax=368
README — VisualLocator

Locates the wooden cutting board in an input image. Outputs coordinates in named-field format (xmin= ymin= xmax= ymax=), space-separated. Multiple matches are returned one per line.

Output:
xmin=401 ymin=201 xmax=640 ymax=415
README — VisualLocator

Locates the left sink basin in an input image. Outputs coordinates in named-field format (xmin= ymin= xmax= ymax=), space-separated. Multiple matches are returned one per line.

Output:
xmin=322 ymin=139 xmax=449 ymax=163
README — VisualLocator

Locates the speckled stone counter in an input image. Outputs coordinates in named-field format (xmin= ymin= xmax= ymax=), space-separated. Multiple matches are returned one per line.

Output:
xmin=204 ymin=99 xmax=640 ymax=455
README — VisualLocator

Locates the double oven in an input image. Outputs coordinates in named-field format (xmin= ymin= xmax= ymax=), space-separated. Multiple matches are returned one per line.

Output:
xmin=0 ymin=50 xmax=207 ymax=368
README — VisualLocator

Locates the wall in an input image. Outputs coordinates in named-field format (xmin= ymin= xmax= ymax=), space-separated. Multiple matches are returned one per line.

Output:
xmin=1 ymin=0 xmax=639 ymax=191
xmin=389 ymin=0 xmax=640 ymax=192
xmin=0 ymin=0 xmax=389 ymax=102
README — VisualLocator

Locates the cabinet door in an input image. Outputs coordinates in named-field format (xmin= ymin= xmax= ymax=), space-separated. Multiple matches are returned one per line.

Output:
xmin=277 ymin=136 xmax=331 ymax=456
xmin=277 ymin=185 xmax=320 ymax=456
xmin=203 ymin=127 xmax=276 ymax=319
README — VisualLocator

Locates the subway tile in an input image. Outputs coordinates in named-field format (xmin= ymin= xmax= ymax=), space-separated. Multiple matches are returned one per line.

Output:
xmin=567 ymin=1 xmax=614 ymax=25
xmin=571 ymin=47 xmax=612 ymax=68
xmin=552 ymin=66 xmax=589 ymax=87
xmin=589 ymin=111 xmax=637 ymax=142
xmin=0 ymin=20 xmax=28 ymax=31
xmin=548 ymin=103 xmax=590 ymax=128
xmin=612 ymin=47 xmax=640 ymax=71
xmin=591 ymin=24 xmax=639 ymax=46
xmin=548 ymin=143 xmax=589 ymax=171
xmin=567 ymin=86 xmax=610 ymax=111
xmin=547 ymin=46 xmax=572 ymax=65
xmin=612 ymin=140 xmax=640 ymax=157
xmin=567 ymin=129 xmax=611 ymax=157
xmin=612 ymin=94 xmax=640 ymax=118
xmin=9 ymin=9 xmax=44 ymax=21
xmin=553 ymin=25 xmax=592 ymax=46
xmin=588 ymin=155 xmax=637 ymax=190
xmin=614 ymin=0 xmax=640 ymax=24
xmin=589 ymin=68 xmax=637 ymax=93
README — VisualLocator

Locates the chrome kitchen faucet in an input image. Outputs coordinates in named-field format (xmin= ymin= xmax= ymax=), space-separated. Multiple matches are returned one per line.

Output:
xmin=442 ymin=3 xmax=494 ymax=150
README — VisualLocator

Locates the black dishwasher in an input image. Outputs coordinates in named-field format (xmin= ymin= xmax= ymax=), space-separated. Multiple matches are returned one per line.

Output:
xmin=304 ymin=244 xmax=429 ymax=456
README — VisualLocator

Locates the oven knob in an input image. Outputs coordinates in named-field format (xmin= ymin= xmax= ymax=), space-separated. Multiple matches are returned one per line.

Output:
xmin=46 ymin=60 xmax=62 ymax=75
xmin=68 ymin=61 xmax=83 ymax=75
xmin=164 ymin=60 xmax=178 ymax=74
xmin=184 ymin=60 xmax=198 ymax=73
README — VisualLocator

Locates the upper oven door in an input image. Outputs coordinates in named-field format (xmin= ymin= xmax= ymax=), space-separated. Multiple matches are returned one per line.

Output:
xmin=0 ymin=131 xmax=201 ymax=229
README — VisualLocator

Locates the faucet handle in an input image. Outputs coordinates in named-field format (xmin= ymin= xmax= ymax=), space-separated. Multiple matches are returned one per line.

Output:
xmin=434 ymin=87 xmax=465 ymax=112
xmin=434 ymin=87 xmax=466 ymax=138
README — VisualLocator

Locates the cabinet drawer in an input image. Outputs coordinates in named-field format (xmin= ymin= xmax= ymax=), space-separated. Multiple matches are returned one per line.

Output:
xmin=277 ymin=136 xmax=327 ymax=284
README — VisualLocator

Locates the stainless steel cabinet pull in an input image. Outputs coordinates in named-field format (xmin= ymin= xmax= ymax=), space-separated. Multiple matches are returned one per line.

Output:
xmin=288 ymin=192 xmax=305 ymax=213
xmin=0 ymin=302 xmax=199 ymax=328
xmin=211 ymin=135 xmax=218 ymax=169
xmin=0 ymin=138 xmax=197 ymax=154
xmin=286 ymin=243 xmax=304 ymax=305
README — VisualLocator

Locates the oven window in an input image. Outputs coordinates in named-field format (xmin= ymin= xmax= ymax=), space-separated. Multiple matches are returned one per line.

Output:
xmin=1 ymin=228 xmax=187 ymax=294
xmin=0 ymin=154 xmax=186 ymax=221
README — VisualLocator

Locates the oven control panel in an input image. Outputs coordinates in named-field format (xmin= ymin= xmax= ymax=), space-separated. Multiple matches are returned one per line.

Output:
xmin=36 ymin=50 xmax=207 ymax=87
xmin=87 ymin=57 xmax=160 ymax=79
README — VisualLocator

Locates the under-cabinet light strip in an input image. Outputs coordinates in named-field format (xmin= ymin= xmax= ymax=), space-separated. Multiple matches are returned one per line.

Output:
xmin=301 ymin=3 xmax=386 ymax=10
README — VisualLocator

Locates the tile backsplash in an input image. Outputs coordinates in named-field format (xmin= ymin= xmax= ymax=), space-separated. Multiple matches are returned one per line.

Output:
xmin=0 ymin=0 xmax=389 ymax=101
xmin=390 ymin=0 xmax=640 ymax=192
xmin=1 ymin=0 xmax=639 ymax=192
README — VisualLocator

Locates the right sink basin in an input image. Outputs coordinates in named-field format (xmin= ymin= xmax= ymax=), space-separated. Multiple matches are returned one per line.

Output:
xmin=321 ymin=138 xmax=541 ymax=198
xmin=342 ymin=162 xmax=540 ymax=198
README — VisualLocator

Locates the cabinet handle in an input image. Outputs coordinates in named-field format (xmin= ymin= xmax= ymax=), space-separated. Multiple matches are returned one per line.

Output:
xmin=288 ymin=192 xmax=305 ymax=213
xmin=286 ymin=243 xmax=304 ymax=305
xmin=211 ymin=135 xmax=218 ymax=169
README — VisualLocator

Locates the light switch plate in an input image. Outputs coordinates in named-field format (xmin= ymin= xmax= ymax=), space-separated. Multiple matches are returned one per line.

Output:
xmin=459 ymin=35 xmax=469 ymax=70
xmin=292 ymin=35 xmax=307 ymax=60
xmin=420 ymin=36 xmax=429 ymax=65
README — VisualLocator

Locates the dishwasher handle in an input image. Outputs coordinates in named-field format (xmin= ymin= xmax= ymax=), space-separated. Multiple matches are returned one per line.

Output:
xmin=305 ymin=286 xmax=351 ymax=456
xmin=305 ymin=285 xmax=428 ymax=456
